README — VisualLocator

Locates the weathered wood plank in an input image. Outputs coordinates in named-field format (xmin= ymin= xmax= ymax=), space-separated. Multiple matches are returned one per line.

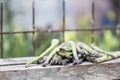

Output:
xmin=0 ymin=57 xmax=35 ymax=66
xmin=0 ymin=57 xmax=120 ymax=80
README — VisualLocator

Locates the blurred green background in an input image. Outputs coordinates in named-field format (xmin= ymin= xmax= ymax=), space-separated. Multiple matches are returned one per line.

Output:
xmin=1 ymin=0 xmax=120 ymax=58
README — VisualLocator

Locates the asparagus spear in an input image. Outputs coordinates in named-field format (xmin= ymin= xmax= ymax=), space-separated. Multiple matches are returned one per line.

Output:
xmin=42 ymin=43 xmax=64 ymax=67
xmin=77 ymin=42 xmax=102 ymax=58
xmin=78 ymin=53 xmax=82 ymax=58
xmin=72 ymin=58 xmax=84 ymax=65
xmin=94 ymin=51 xmax=120 ymax=63
xmin=60 ymin=46 xmax=72 ymax=52
xmin=56 ymin=52 xmax=72 ymax=59
xmin=77 ymin=42 xmax=93 ymax=56
xmin=50 ymin=55 xmax=62 ymax=65
xmin=61 ymin=59 xmax=70 ymax=65
xmin=69 ymin=41 xmax=81 ymax=65
xmin=77 ymin=45 xmax=89 ymax=57
xmin=37 ymin=56 xmax=47 ymax=64
xmin=49 ymin=54 xmax=58 ymax=65
xmin=86 ymin=56 xmax=96 ymax=62
xmin=89 ymin=50 xmax=102 ymax=58
xmin=25 ymin=39 xmax=59 ymax=68
xmin=91 ymin=44 xmax=115 ymax=58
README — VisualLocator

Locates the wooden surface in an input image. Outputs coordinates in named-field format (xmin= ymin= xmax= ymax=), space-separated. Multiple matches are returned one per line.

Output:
xmin=0 ymin=57 xmax=120 ymax=80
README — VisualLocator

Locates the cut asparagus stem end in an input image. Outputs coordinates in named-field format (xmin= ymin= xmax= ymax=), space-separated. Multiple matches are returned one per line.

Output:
xmin=51 ymin=39 xmax=59 ymax=46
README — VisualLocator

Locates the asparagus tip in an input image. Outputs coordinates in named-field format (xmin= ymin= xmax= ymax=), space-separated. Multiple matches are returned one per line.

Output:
xmin=50 ymin=60 xmax=55 ymax=65
xmin=72 ymin=59 xmax=83 ymax=65
xmin=42 ymin=63 xmax=47 ymax=67
xmin=61 ymin=60 xmax=67 ymax=65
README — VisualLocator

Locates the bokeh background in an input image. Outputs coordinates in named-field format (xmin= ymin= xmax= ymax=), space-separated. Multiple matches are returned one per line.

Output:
xmin=1 ymin=0 xmax=120 ymax=58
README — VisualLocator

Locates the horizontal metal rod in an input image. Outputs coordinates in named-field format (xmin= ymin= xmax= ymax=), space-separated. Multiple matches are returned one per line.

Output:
xmin=0 ymin=27 xmax=119 ymax=34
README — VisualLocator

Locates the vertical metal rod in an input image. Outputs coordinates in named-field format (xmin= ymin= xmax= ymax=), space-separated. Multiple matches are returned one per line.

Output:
xmin=62 ymin=0 xmax=65 ymax=42
xmin=32 ymin=0 xmax=35 ymax=56
xmin=0 ymin=2 xmax=3 ymax=58
xmin=118 ymin=0 xmax=120 ymax=50
xmin=91 ymin=0 xmax=95 ymax=43
xmin=118 ymin=29 xmax=120 ymax=50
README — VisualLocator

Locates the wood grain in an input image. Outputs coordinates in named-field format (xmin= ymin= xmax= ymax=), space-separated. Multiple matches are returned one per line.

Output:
xmin=0 ymin=57 xmax=120 ymax=80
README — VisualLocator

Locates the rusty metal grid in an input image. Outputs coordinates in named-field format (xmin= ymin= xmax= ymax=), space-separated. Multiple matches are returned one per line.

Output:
xmin=0 ymin=0 xmax=120 ymax=58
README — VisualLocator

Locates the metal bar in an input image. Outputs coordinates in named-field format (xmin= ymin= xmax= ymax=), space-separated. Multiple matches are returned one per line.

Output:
xmin=0 ymin=2 xmax=3 ymax=58
xmin=0 ymin=27 xmax=120 ymax=34
xmin=0 ymin=0 xmax=119 ymax=58
xmin=91 ymin=0 xmax=95 ymax=43
xmin=118 ymin=29 xmax=120 ymax=50
xmin=62 ymin=0 xmax=65 ymax=42
xmin=118 ymin=0 xmax=120 ymax=50
xmin=32 ymin=0 xmax=35 ymax=56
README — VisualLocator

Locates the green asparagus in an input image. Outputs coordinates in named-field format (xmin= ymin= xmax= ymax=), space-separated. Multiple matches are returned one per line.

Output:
xmin=69 ymin=41 xmax=82 ymax=65
xmin=91 ymin=44 xmax=114 ymax=58
xmin=94 ymin=51 xmax=120 ymax=63
xmin=42 ymin=43 xmax=64 ymax=67
xmin=25 ymin=39 xmax=59 ymax=68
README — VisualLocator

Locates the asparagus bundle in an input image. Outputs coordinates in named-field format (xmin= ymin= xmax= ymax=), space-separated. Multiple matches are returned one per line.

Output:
xmin=25 ymin=39 xmax=59 ymax=67
xmin=25 ymin=39 xmax=120 ymax=68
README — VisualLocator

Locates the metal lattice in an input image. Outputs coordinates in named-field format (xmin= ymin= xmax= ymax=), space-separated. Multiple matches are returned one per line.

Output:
xmin=0 ymin=0 xmax=120 ymax=58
